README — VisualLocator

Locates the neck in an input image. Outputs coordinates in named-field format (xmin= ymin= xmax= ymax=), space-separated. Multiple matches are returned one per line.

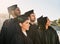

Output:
xmin=22 ymin=28 xmax=26 ymax=32
xmin=30 ymin=22 xmax=35 ymax=25
xmin=12 ymin=13 xmax=18 ymax=18
xmin=46 ymin=25 xmax=49 ymax=30
xmin=13 ymin=15 xmax=17 ymax=18
xmin=21 ymin=28 xmax=27 ymax=36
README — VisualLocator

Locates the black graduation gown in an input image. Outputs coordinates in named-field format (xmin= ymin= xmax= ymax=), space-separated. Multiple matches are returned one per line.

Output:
xmin=35 ymin=26 xmax=59 ymax=44
xmin=11 ymin=24 xmax=33 ymax=44
xmin=0 ymin=19 xmax=17 ymax=44
xmin=27 ymin=23 xmax=38 ymax=44
xmin=27 ymin=23 xmax=38 ymax=37
xmin=0 ymin=18 xmax=33 ymax=44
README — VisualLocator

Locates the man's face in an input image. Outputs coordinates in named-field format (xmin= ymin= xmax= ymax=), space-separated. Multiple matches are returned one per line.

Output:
xmin=14 ymin=7 xmax=21 ymax=16
xmin=30 ymin=13 xmax=36 ymax=22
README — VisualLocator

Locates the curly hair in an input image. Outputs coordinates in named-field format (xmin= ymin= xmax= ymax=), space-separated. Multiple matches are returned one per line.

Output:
xmin=37 ymin=16 xmax=48 ymax=31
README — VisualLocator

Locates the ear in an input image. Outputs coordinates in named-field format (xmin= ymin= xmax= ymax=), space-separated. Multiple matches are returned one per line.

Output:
xmin=11 ymin=11 xmax=14 ymax=14
xmin=19 ymin=23 xmax=22 ymax=27
xmin=28 ymin=17 xmax=30 ymax=20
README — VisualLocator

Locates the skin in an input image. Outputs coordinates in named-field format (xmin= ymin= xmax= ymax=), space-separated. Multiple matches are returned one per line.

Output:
xmin=11 ymin=7 xmax=21 ymax=18
xmin=45 ymin=18 xmax=51 ymax=29
xmin=29 ymin=13 xmax=36 ymax=24
xmin=19 ymin=19 xmax=30 ymax=32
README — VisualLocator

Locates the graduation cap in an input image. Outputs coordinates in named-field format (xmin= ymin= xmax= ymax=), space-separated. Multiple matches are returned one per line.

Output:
xmin=7 ymin=4 xmax=17 ymax=18
xmin=37 ymin=15 xmax=43 ymax=26
xmin=37 ymin=15 xmax=43 ymax=23
xmin=8 ymin=4 xmax=17 ymax=12
xmin=16 ymin=15 xmax=29 ymax=23
xmin=37 ymin=16 xmax=48 ymax=27
xmin=24 ymin=10 xmax=34 ymax=17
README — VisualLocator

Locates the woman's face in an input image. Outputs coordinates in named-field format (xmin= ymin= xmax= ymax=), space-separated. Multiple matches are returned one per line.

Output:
xmin=46 ymin=18 xmax=51 ymax=26
xmin=19 ymin=19 xmax=30 ymax=31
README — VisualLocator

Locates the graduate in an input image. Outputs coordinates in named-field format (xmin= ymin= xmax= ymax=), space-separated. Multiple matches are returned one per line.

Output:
xmin=35 ymin=16 xmax=59 ymax=44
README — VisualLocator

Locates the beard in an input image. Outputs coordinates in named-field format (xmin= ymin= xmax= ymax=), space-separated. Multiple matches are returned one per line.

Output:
xmin=14 ymin=12 xmax=20 ymax=17
xmin=30 ymin=19 xmax=35 ymax=22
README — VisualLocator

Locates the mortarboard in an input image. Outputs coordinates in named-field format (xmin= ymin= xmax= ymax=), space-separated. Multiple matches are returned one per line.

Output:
xmin=24 ymin=10 xmax=34 ymax=17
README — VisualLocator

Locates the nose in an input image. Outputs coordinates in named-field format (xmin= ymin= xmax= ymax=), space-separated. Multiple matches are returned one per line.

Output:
xmin=19 ymin=10 xmax=21 ymax=14
xmin=29 ymin=23 xmax=30 ymax=27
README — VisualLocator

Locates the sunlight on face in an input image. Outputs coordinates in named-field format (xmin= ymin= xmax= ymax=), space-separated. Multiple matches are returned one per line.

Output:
xmin=20 ymin=19 xmax=30 ymax=31
xmin=46 ymin=18 xmax=51 ymax=26
xmin=14 ymin=7 xmax=21 ymax=16
xmin=30 ymin=13 xmax=36 ymax=22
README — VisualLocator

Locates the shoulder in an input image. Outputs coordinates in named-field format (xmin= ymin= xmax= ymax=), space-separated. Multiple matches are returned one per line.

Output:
xmin=1 ymin=19 xmax=14 ymax=31
xmin=3 ymin=19 xmax=14 ymax=26
xmin=11 ymin=33 xmax=24 ymax=44
xmin=49 ymin=26 xmax=56 ymax=31
xmin=49 ymin=26 xmax=57 ymax=34
xmin=3 ymin=19 xmax=12 ymax=24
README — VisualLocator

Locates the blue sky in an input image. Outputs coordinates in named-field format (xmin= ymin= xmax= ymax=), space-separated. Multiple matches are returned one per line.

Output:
xmin=0 ymin=0 xmax=60 ymax=20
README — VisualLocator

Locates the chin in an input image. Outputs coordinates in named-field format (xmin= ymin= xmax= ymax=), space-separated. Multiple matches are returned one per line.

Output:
xmin=26 ymin=29 xmax=29 ymax=31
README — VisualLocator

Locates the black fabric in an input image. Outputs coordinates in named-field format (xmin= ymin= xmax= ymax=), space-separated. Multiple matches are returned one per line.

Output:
xmin=16 ymin=15 xmax=28 ymax=23
xmin=35 ymin=26 xmax=59 ymax=44
xmin=24 ymin=10 xmax=34 ymax=17
xmin=0 ymin=18 xmax=33 ymax=44
xmin=14 ymin=24 xmax=33 ymax=44
xmin=0 ymin=19 xmax=16 ymax=44
xmin=27 ymin=23 xmax=38 ymax=44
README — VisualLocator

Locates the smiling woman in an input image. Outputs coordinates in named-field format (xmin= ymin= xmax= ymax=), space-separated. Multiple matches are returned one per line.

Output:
xmin=0 ymin=14 xmax=33 ymax=44
xmin=0 ymin=0 xmax=60 ymax=42
xmin=13 ymin=15 xmax=33 ymax=44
